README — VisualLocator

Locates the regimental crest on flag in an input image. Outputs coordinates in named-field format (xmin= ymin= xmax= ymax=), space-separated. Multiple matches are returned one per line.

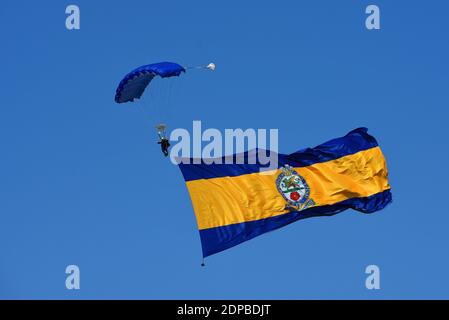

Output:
xmin=276 ymin=164 xmax=316 ymax=211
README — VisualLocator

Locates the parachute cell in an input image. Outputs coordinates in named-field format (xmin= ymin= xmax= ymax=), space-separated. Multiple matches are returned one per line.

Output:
xmin=114 ymin=62 xmax=185 ymax=104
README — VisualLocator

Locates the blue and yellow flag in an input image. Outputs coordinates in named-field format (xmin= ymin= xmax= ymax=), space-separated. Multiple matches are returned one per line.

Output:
xmin=179 ymin=128 xmax=391 ymax=257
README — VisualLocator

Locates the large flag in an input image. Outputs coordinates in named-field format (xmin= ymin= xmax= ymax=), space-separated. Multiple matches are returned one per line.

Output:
xmin=178 ymin=128 xmax=391 ymax=258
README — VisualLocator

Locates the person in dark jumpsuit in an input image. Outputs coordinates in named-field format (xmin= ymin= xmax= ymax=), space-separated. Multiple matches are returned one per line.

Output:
xmin=158 ymin=137 xmax=170 ymax=157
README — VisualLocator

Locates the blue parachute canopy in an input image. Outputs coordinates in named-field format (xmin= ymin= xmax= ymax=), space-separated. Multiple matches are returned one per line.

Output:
xmin=115 ymin=62 xmax=185 ymax=103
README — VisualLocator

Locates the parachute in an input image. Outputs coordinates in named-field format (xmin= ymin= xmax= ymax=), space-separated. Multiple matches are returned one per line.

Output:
xmin=114 ymin=62 xmax=186 ymax=104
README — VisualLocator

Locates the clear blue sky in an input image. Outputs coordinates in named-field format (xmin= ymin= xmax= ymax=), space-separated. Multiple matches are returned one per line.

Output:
xmin=1 ymin=0 xmax=448 ymax=299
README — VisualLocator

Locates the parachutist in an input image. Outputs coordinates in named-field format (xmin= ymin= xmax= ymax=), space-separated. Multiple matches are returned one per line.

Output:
xmin=156 ymin=124 xmax=170 ymax=157
xmin=158 ymin=137 xmax=170 ymax=157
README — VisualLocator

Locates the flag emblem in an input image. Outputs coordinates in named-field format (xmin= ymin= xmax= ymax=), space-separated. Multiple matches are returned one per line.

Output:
xmin=276 ymin=165 xmax=316 ymax=211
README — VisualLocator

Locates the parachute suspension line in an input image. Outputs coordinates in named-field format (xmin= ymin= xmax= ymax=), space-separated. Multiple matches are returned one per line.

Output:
xmin=184 ymin=62 xmax=216 ymax=71
xmin=156 ymin=123 xmax=167 ymax=140
xmin=140 ymin=88 xmax=157 ymax=124
xmin=136 ymin=98 xmax=150 ymax=124
xmin=167 ymin=77 xmax=176 ymax=125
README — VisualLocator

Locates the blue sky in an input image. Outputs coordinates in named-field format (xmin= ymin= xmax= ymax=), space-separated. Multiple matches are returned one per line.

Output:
xmin=0 ymin=0 xmax=448 ymax=299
